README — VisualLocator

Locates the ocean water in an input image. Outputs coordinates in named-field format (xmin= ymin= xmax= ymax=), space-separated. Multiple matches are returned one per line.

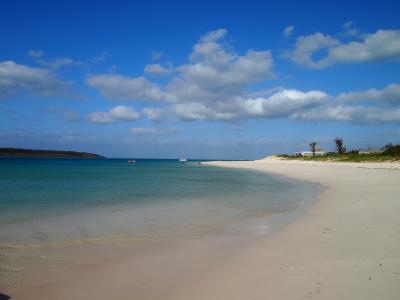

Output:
xmin=0 ymin=158 xmax=321 ymax=288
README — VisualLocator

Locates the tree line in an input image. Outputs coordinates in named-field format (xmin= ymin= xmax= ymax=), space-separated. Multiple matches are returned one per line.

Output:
xmin=309 ymin=139 xmax=399 ymax=157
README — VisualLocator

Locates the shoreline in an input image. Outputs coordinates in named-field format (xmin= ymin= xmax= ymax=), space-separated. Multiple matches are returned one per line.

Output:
xmin=170 ymin=158 xmax=400 ymax=299
xmin=6 ymin=158 xmax=400 ymax=299
xmin=2 ymin=162 xmax=321 ymax=300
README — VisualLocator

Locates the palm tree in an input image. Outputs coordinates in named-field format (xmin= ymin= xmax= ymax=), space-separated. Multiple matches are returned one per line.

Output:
xmin=309 ymin=142 xmax=317 ymax=156
xmin=334 ymin=137 xmax=346 ymax=154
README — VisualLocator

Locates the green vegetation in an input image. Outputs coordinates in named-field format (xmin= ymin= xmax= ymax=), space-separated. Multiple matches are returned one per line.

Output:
xmin=278 ymin=143 xmax=400 ymax=162
xmin=382 ymin=143 xmax=400 ymax=156
xmin=279 ymin=152 xmax=400 ymax=162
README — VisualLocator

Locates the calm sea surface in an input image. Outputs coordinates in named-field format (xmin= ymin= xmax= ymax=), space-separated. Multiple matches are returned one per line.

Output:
xmin=0 ymin=158 xmax=321 ymax=288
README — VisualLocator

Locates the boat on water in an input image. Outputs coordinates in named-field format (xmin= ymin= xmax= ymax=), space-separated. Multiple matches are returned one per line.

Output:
xmin=179 ymin=158 xmax=188 ymax=163
xmin=127 ymin=160 xmax=136 ymax=163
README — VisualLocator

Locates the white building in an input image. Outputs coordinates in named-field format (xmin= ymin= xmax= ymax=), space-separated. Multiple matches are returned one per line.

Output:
xmin=298 ymin=150 xmax=326 ymax=157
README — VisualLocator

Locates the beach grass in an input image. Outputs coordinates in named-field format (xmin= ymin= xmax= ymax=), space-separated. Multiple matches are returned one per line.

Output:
xmin=278 ymin=153 xmax=400 ymax=162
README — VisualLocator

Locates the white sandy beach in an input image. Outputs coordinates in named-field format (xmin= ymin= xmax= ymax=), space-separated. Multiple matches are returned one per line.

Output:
xmin=9 ymin=157 xmax=400 ymax=300
xmin=172 ymin=158 xmax=400 ymax=300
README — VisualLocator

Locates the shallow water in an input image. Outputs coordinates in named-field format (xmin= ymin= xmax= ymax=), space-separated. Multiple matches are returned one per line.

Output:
xmin=0 ymin=158 xmax=321 ymax=289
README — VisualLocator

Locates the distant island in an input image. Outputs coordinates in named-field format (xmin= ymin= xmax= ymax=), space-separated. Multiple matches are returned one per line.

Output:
xmin=0 ymin=148 xmax=105 ymax=158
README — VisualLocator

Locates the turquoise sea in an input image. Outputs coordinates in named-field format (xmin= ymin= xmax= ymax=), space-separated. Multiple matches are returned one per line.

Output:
xmin=0 ymin=158 xmax=321 ymax=289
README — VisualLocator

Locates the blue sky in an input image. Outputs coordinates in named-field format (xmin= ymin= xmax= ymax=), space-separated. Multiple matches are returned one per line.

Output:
xmin=1 ymin=0 xmax=400 ymax=159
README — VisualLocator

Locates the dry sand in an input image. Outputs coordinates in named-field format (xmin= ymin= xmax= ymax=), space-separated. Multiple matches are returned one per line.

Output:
xmin=172 ymin=158 xmax=400 ymax=300
xmin=8 ymin=158 xmax=400 ymax=300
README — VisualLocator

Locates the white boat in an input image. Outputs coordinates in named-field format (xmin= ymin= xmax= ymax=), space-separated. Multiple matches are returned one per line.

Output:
xmin=179 ymin=158 xmax=188 ymax=162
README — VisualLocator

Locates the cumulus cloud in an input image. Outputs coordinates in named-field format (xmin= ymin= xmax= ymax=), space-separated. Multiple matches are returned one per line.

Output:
xmin=86 ymin=74 xmax=165 ymax=101
xmin=170 ymin=82 xmax=400 ymax=124
xmin=337 ymin=83 xmax=400 ymax=105
xmin=84 ymin=29 xmax=400 ymax=125
xmin=131 ymin=127 xmax=181 ymax=135
xmin=142 ymin=107 xmax=164 ymax=121
xmin=144 ymin=63 xmax=173 ymax=76
xmin=184 ymin=29 xmax=274 ymax=88
xmin=240 ymin=90 xmax=328 ymax=118
xmin=325 ymin=30 xmax=400 ymax=65
xmin=172 ymin=102 xmax=230 ymax=121
xmin=163 ymin=29 xmax=275 ymax=120
xmin=286 ymin=29 xmax=400 ymax=68
xmin=171 ymin=89 xmax=329 ymax=121
xmin=293 ymin=83 xmax=400 ymax=124
xmin=87 ymin=28 xmax=274 ymax=107
xmin=284 ymin=33 xmax=340 ymax=68
xmin=294 ymin=105 xmax=400 ymax=124
xmin=88 ymin=105 xmax=140 ymax=124
xmin=0 ymin=61 xmax=71 ymax=97
xmin=283 ymin=25 xmax=295 ymax=37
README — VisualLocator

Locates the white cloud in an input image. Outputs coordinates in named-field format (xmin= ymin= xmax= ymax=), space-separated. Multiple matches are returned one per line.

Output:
xmin=162 ymin=29 xmax=275 ymax=119
xmin=86 ymin=74 xmax=165 ymax=101
xmin=170 ymin=83 xmax=400 ymax=124
xmin=178 ymin=49 xmax=273 ymax=92
xmin=87 ymin=29 xmax=274 ymax=108
xmin=142 ymin=107 xmax=164 ymax=121
xmin=283 ymin=25 xmax=295 ymax=37
xmin=325 ymin=30 xmax=400 ymax=65
xmin=88 ymin=105 xmax=140 ymax=124
xmin=284 ymin=33 xmax=340 ymax=68
xmin=172 ymin=102 xmax=232 ymax=121
xmin=337 ymin=83 xmax=400 ymax=105
xmin=294 ymin=105 xmax=400 ymax=124
xmin=186 ymin=29 xmax=274 ymax=86
xmin=131 ymin=127 xmax=181 ymax=135
xmin=171 ymin=89 xmax=328 ymax=121
xmin=240 ymin=90 xmax=328 ymax=118
xmin=144 ymin=63 xmax=173 ymax=75
xmin=27 ymin=49 xmax=44 ymax=58
xmin=286 ymin=29 xmax=400 ymax=69
xmin=0 ymin=61 xmax=71 ymax=97
xmin=84 ymin=29 xmax=400 ymax=125
xmin=293 ymin=83 xmax=400 ymax=124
